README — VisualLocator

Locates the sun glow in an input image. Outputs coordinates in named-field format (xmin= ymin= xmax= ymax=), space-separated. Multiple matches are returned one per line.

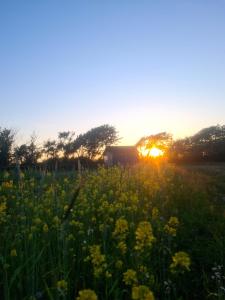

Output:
xmin=149 ymin=147 xmax=164 ymax=158
xmin=138 ymin=146 xmax=164 ymax=158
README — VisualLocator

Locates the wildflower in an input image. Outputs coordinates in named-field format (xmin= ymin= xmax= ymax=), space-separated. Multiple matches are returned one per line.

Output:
xmin=10 ymin=249 xmax=17 ymax=257
xmin=117 ymin=241 xmax=127 ymax=255
xmin=123 ymin=269 xmax=138 ymax=285
xmin=0 ymin=201 xmax=7 ymax=223
xmin=89 ymin=245 xmax=107 ymax=278
xmin=135 ymin=221 xmax=155 ymax=251
xmin=76 ymin=289 xmax=98 ymax=300
xmin=57 ymin=279 xmax=68 ymax=291
xmin=164 ymin=217 xmax=179 ymax=237
xmin=139 ymin=265 xmax=148 ymax=274
xmin=170 ymin=251 xmax=191 ymax=273
xmin=151 ymin=207 xmax=159 ymax=220
xmin=113 ymin=217 xmax=129 ymax=240
xmin=2 ymin=180 xmax=13 ymax=189
xmin=132 ymin=285 xmax=154 ymax=300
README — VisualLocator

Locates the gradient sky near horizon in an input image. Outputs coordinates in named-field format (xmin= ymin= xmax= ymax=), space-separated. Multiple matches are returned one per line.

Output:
xmin=0 ymin=0 xmax=225 ymax=145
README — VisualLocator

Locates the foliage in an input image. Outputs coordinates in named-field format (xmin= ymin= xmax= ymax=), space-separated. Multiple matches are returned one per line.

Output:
xmin=170 ymin=125 xmax=225 ymax=162
xmin=0 ymin=127 xmax=15 ymax=169
xmin=81 ymin=124 xmax=120 ymax=159
xmin=137 ymin=132 xmax=172 ymax=157
xmin=14 ymin=134 xmax=41 ymax=168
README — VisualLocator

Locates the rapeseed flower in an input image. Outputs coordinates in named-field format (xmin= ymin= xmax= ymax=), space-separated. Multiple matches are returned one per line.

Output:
xmin=0 ymin=201 xmax=7 ymax=223
xmin=89 ymin=245 xmax=107 ymax=278
xmin=151 ymin=207 xmax=159 ymax=220
xmin=123 ymin=269 xmax=138 ymax=285
xmin=57 ymin=279 xmax=68 ymax=291
xmin=10 ymin=249 xmax=17 ymax=257
xmin=76 ymin=289 xmax=98 ymax=300
xmin=117 ymin=241 xmax=127 ymax=254
xmin=170 ymin=251 xmax=191 ymax=273
xmin=113 ymin=217 xmax=129 ymax=240
xmin=135 ymin=221 xmax=155 ymax=251
xmin=132 ymin=285 xmax=154 ymax=300
xmin=164 ymin=217 xmax=179 ymax=237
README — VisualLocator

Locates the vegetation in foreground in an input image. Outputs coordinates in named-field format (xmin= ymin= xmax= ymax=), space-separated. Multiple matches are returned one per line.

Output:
xmin=0 ymin=163 xmax=225 ymax=300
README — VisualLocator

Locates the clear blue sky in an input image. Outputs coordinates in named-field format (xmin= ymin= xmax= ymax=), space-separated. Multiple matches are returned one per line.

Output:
xmin=0 ymin=0 xmax=225 ymax=145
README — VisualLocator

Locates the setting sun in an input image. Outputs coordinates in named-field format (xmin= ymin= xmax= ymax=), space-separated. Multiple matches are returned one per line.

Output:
xmin=149 ymin=147 xmax=164 ymax=158
xmin=138 ymin=146 xmax=164 ymax=158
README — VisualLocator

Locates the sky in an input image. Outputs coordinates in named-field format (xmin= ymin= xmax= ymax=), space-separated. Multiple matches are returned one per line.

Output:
xmin=0 ymin=0 xmax=225 ymax=145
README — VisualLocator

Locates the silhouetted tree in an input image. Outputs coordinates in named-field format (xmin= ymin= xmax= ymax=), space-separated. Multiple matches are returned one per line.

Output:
xmin=82 ymin=125 xmax=120 ymax=159
xmin=15 ymin=134 xmax=41 ymax=168
xmin=43 ymin=140 xmax=58 ymax=160
xmin=170 ymin=125 xmax=225 ymax=162
xmin=136 ymin=132 xmax=172 ymax=157
xmin=14 ymin=144 xmax=29 ymax=165
xmin=57 ymin=131 xmax=75 ymax=159
xmin=65 ymin=134 xmax=85 ymax=158
xmin=0 ymin=128 xmax=15 ymax=169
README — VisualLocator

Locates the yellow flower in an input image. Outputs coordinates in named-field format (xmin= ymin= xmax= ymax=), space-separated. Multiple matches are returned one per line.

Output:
xmin=164 ymin=217 xmax=179 ymax=237
xmin=170 ymin=251 xmax=191 ymax=272
xmin=117 ymin=241 xmax=127 ymax=255
xmin=113 ymin=217 xmax=129 ymax=240
xmin=2 ymin=180 xmax=13 ymax=189
xmin=10 ymin=249 xmax=17 ymax=257
xmin=132 ymin=285 xmax=154 ymax=300
xmin=135 ymin=221 xmax=155 ymax=251
xmin=89 ymin=245 xmax=107 ymax=278
xmin=57 ymin=279 xmax=68 ymax=291
xmin=76 ymin=289 xmax=98 ymax=300
xmin=151 ymin=207 xmax=159 ymax=220
xmin=123 ymin=269 xmax=138 ymax=285
xmin=0 ymin=201 xmax=7 ymax=223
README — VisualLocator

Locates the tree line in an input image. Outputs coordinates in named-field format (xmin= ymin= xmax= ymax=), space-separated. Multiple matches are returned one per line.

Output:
xmin=0 ymin=124 xmax=225 ymax=171
xmin=0 ymin=124 xmax=119 ymax=171
xmin=137 ymin=125 xmax=225 ymax=163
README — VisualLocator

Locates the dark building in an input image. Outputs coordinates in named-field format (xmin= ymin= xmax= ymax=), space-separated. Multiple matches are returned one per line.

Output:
xmin=103 ymin=146 xmax=139 ymax=166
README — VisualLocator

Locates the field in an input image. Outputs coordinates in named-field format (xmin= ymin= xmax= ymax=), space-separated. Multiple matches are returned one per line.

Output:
xmin=0 ymin=163 xmax=225 ymax=300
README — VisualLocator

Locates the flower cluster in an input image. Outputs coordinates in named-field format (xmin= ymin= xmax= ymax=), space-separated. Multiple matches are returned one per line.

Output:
xmin=170 ymin=251 xmax=191 ymax=273
xmin=76 ymin=289 xmax=98 ymax=300
xmin=89 ymin=245 xmax=107 ymax=278
xmin=113 ymin=217 xmax=129 ymax=240
xmin=123 ymin=269 xmax=138 ymax=285
xmin=132 ymin=285 xmax=155 ymax=300
xmin=135 ymin=221 xmax=155 ymax=251
xmin=164 ymin=216 xmax=179 ymax=236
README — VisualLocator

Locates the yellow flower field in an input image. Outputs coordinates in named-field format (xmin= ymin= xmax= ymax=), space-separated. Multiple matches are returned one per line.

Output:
xmin=0 ymin=163 xmax=225 ymax=299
